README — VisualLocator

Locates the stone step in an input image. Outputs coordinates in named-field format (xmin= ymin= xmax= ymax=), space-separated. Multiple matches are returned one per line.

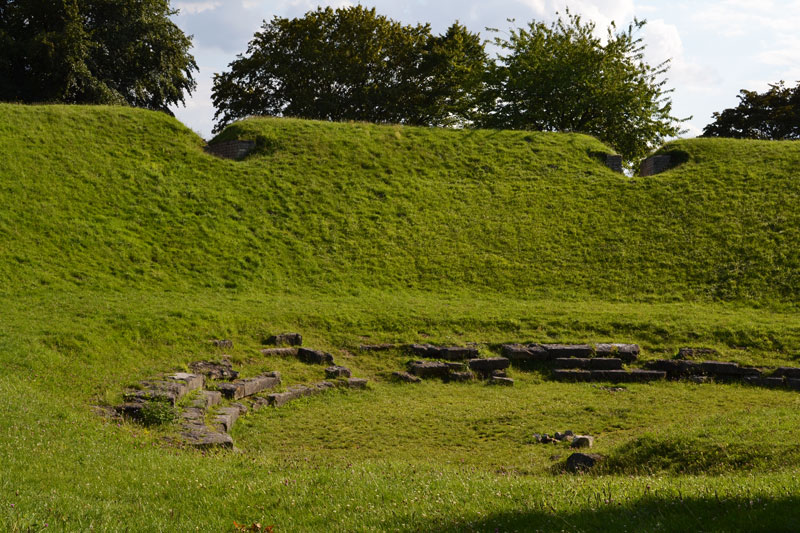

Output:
xmin=771 ymin=367 xmax=800 ymax=379
xmin=407 ymin=344 xmax=479 ymax=360
xmin=594 ymin=344 xmax=639 ymax=362
xmin=540 ymin=344 xmax=594 ymax=358
xmin=217 ymin=372 xmax=281 ymax=400
xmin=500 ymin=343 xmax=550 ymax=362
xmin=468 ymin=357 xmax=511 ymax=373
xmin=325 ymin=366 xmax=351 ymax=379
xmin=189 ymin=360 xmax=239 ymax=380
xmin=297 ymin=348 xmax=334 ymax=365
xmin=264 ymin=332 xmax=303 ymax=346
xmin=260 ymin=347 xmax=298 ymax=357
xmin=407 ymin=360 xmax=451 ymax=379
xmin=191 ymin=390 xmax=222 ymax=409
xmin=181 ymin=428 xmax=234 ymax=449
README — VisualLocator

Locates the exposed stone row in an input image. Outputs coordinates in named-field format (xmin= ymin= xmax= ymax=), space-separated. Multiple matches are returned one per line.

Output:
xmin=121 ymin=372 xmax=204 ymax=407
xmin=258 ymin=377 xmax=368 ymax=408
xmin=401 ymin=357 xmax=514 ymax=385
xmin=645 ymin=359 xmax=761 ymax=380
xmin=502 ymin=343 xmax=640 ymax=363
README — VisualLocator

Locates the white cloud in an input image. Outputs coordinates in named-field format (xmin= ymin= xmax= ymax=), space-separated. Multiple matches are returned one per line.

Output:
xmin=643 ymin=19 xmax=721 ymax=90
xmin=515 ymin=0 xmax=636 ymax=31
xmin=174 ymin=1 xmax=221 ymax=14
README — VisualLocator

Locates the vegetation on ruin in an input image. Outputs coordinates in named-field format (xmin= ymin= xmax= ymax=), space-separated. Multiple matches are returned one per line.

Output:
xmin=0 ymin=104 xmax=799 ymax=531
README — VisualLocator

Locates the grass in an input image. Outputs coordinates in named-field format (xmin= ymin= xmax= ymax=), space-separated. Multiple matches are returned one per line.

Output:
xmin=0 ymin=103 xmax=798 ymax=531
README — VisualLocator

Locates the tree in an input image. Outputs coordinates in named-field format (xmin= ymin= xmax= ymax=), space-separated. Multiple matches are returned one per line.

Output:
xmin=480 ymin=11 xmax=684 ymax=161
xmin=0 ymin=0 xmax=197 ymax=111
xmin=702 ymin=81 xmax=800 ymax=139
xmin=211 ymin=6 xmax=487 ymax=133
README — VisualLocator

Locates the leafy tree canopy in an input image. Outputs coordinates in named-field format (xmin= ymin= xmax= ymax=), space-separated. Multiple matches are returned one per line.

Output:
xmin=480 ymin=11 xmax=684 ymax=161
xmin=702 ymin=81 xmax=800 ymax=140
xmin=0 ymin=0 xmax=197 ymax=111
xmin=212 ymin=6 xmax=488 ymax=133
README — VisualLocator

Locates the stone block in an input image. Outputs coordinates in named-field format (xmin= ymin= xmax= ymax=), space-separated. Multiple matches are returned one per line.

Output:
xmin=566 ymin=453 xmax=603 ymax=473
xmin=213 ymin=407 xmax=241 ymax=433
xmin=468 ymin=357 xmax=511 ymax=373
xmin=210 ymin=339 xmax=233 ymax=349
xmin=571 ymin=435 xmax=594 ymax=448
xmin=645 ymin=359 xmax=702 ymax=377
xmin=594 ymin=343 xmax=639 ymax=362
xmin=408 ymin=344 xmax=438 ymax=357
xmin=181 ymin=407 xmax=205 ymax=424
xmin=344 ymin=377 xmax=368 ymax=389
xmin=588 ymin=358 xmax=623 ymax=370
xmin=639 ymin=154 xmax=672 ymax=177
xmin=541 ymin=344 xmax=594 ymax=358
xmin=771 ymin=367 xmax=800 ymax=379
xmin=125 ymin=380 xmax=187 ymax=405
xmin=700 ymin=361 xmax=761 ymax=378
xmin=488 ymin=376 xmax=514 ymax=386
xmin=267 ymin=387 xmax=308 ymax=407
xmin=590 ymin=370 xmax=632 ymax=382
xmin=260 ymin=347 xmax=298 ymax=357
xmin=297 ymin=348 xmax=334 ymax=365
xmin=552 ymin=369 xmax=592 ymax=382
xmin=325 ymin=366 xmax=352 ymax=379
xmin=628 ymin=370 xmax=667 ymax=382
xmin=217 ymin=372 xmax=281 ymax=400
xmin=265 ymin=332 xmax=303 ymax=346
xmin=191 ymin=390 xmax=222 ymax=409
xmin=604 ymin=154 xmax=623 ymax=173
xmin=437 ymin=346 xmax=479 ymax=360
xmin=182 ymin=428 xmax=234 ymax=449
xmin=501 ymin=343 xmax=551 ymax=362
xmin=407 ymin=360 xmax=451 ymax=379
xmin=189 ymin=360 xmax=238 ymax=380
xmin=744 ymin=376 xmax=784 ymax=389
xmin=785 ymin=379 xmax=800 ymax=391
xmin=448 ymin=371 xmax=474 ymax=382
xmin=554 ymin=358 xmax=590 ymax=369
xmin=204 ymin=139 xmax=256 ymax=161
xmin=391 ymin=371 xmax=422 ymax=383
xmin=168 ymin=373 xmax=204 ymax=391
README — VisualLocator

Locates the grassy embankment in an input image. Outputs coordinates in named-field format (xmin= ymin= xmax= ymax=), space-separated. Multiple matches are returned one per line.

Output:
xmin=0 ymin=104 xmax=798 ymax=531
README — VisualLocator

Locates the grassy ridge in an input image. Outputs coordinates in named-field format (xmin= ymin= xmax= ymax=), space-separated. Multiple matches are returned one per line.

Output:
xmin=0 ymin=104 xmax=797 ymax=303
xmin=1 ymin=104 xmax=799 ymax=531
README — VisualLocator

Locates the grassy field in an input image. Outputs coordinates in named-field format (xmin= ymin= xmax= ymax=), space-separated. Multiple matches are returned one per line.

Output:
xmin=0 ymin=104 xmax=798 ymax=531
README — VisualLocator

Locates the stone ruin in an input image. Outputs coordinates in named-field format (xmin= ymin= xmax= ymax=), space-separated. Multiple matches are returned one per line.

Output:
xmin=639 ymin=154 xmax=673 ymax=176
xmin=113 ymin=334 xmax=800 ymax=457
xmin=204 ymin=140 xmax=255 ymax=160
xmin=115 ymin=334 xmax=368 ymax=449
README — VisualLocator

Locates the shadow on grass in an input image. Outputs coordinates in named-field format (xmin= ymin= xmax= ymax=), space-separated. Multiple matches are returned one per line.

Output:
xmin=414 ymin=496 xmax=800 ymax=532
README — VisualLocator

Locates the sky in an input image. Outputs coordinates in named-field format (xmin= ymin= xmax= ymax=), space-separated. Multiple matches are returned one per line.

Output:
xmin=168 ymin=0 xmax=800 ymax=140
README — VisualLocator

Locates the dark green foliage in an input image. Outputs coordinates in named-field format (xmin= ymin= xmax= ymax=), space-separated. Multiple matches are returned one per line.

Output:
xmin=211 ymin=6 xmax=488 ymax=132
xmin=0 ymin=0 xmax=196 ymax=110
xmin=702 ymin=81 xmax=800 ymax=140
xmin=480 ymin=11 xmax=683 ymax=161
xmin=139 ymin=400 xmax=177 ymax=427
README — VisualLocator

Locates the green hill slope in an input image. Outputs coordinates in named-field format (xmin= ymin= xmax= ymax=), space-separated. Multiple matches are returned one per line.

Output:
xmin=0 ymin=104 xmax=797 ymax=304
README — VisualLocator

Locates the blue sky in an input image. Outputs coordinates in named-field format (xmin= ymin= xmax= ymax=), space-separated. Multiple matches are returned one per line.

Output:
xmin=169 ymin=0 xmax=800 ymax=141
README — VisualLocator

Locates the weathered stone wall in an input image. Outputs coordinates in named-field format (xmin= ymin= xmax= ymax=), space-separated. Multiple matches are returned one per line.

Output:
xmin=639 ymin=154 xmax=673 ymax=176
xmin=604 ymin=154 xmax=623 ymax=173
xmin=204 ymin=140 xmax=256 ymax=160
